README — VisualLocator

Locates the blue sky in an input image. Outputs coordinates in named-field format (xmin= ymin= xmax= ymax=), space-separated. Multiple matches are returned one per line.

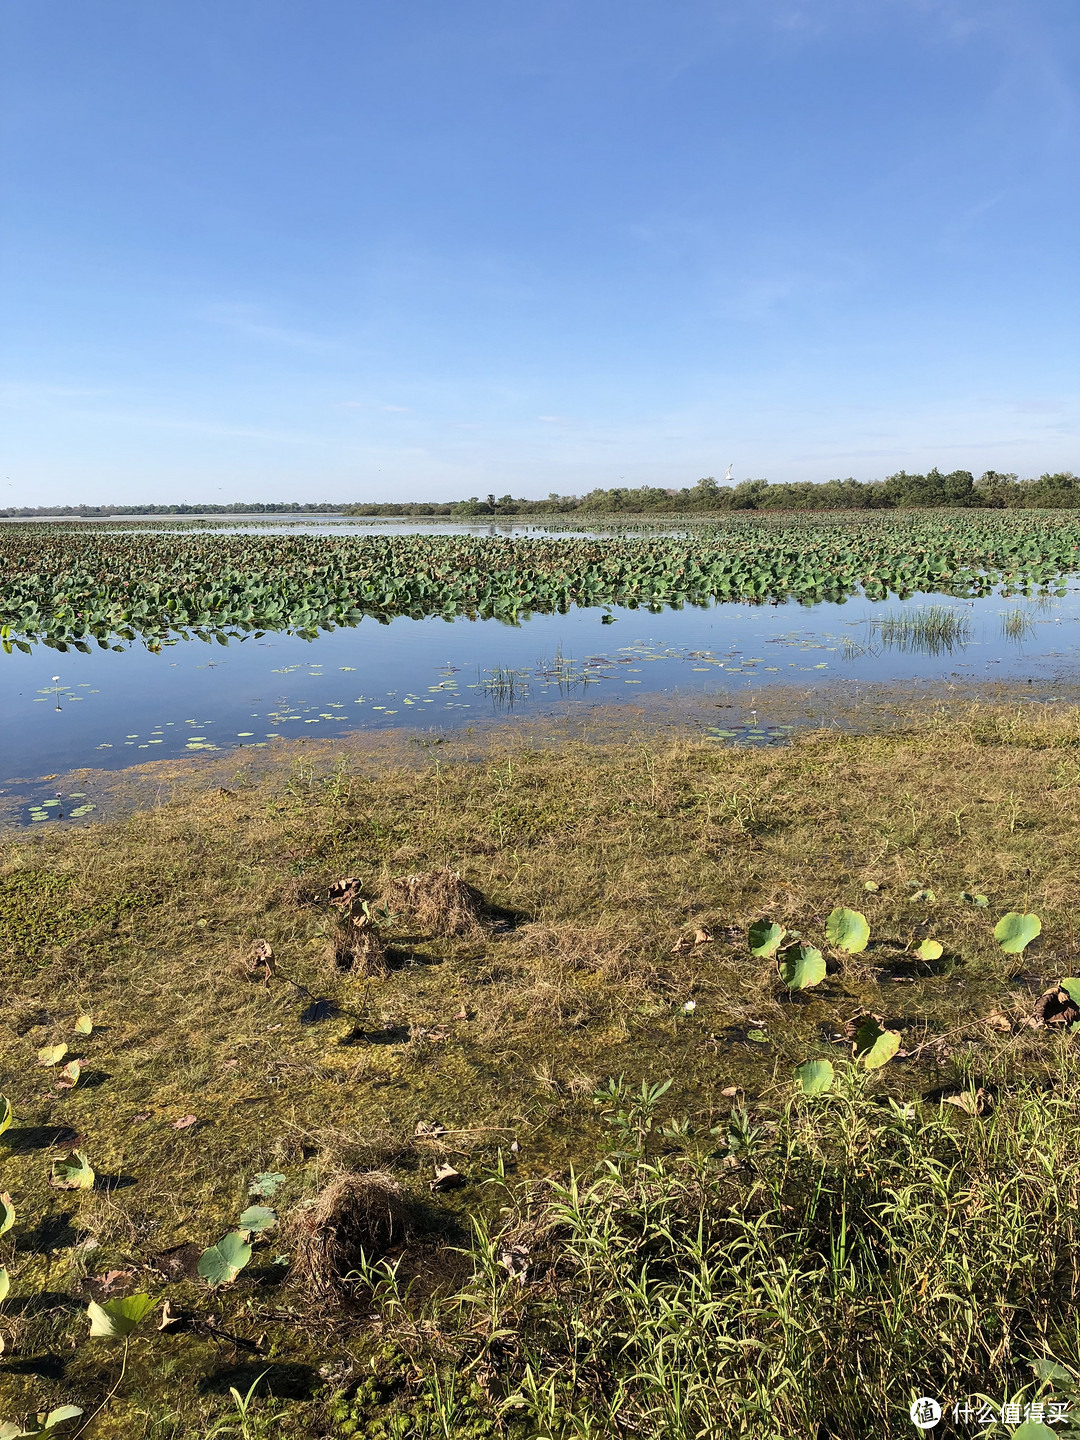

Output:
xmin=1 ymin=0 xmax=1077 ymax=505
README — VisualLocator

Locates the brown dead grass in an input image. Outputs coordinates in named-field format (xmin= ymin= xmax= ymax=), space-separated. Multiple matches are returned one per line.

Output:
xmin=285 ymin=1170 xmax=411 ymax=1297
xmin=384 ymin=866 xmax=487 ymax=937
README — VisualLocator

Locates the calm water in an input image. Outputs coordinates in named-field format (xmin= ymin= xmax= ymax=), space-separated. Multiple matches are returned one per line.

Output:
xmin=4 ymin=583 xmax=1079 ymax=825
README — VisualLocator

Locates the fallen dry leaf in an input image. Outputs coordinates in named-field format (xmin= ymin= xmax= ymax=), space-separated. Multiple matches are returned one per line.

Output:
xmin=499 ymin=1243 xmax=530 ymax=1284
xmin=328 ymin=877 xmax=362 ymax=908
xmin=720 ymin=1086 xmax=741 ymax=1098
xmin=414 ymin=1120 xmax=448 ymax=1139
xmin=940 ymin=1088 xmax=992 ymax=1116
xmin=454 ymin=1005 xmax=470 ymax=1021
xmin=430 ymin=1163 xmax=465 ymax=1192
xmin=693 ymin=928 xmax=713 ymax=945
xmin=984 ymin=1011 xmax=1012 ymax=1032
xmin=247 ymin=940 xmax=276 ymax=984
xmin=172 ymin=1115 xmax=198 ymax=1130
xmin=90 ymin=1268 xmax=134 ymax=1293
xmin=159 ymin=1299 xmax=182 ymax=1331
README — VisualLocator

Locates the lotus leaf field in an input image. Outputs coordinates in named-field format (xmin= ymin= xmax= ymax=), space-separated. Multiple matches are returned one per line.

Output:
xmin=2 ymin=511 xmax=1079 ymax=652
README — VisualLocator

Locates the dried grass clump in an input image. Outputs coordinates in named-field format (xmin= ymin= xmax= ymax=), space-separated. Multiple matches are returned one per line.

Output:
xmin=334 ymin=910 xmax=388 ymax=976
xmin=285 ymin=1171 xmax=410 ymax=1298
xmin=384 ymin=867 xmax=486 ymax=937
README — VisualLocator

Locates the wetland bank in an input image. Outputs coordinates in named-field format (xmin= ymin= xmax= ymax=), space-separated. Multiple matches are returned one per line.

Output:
xmin=5 ymin=695 xmax=1080 ymax=1438
xmin=6 ymin=514 xmax=1080 ymax=1437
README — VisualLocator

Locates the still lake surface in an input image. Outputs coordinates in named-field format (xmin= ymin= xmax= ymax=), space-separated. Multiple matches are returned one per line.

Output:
xmin=4 ymin=563 xmax=1080 ymax=825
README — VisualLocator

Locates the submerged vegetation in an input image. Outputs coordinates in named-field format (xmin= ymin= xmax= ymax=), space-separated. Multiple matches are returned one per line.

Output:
xmin=2 ymin=511 xmax=1079 ymax=652
xmin=4 ymin=702 xmax=1080 ymax=1434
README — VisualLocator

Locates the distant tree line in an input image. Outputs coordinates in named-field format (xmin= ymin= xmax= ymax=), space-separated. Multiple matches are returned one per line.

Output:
xmin=0 ymin=501 xmax=343 ymax=518
xmin=345 ymin=470 xmax=1080 ymax=516
xmin=4 ymin=470 xmax=1078 ymax=518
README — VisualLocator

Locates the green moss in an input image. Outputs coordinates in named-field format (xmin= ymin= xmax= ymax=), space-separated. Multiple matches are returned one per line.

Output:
xmin=0 ymin=866 xmax=150 ymax=959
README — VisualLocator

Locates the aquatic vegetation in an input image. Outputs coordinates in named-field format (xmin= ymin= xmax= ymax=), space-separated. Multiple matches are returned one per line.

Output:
xmin=869 ymin=603 xmax=971 ymax=654
xmin=1001 ymin=606 xmax=1037 ymax=640
xmin=1 ymin=510 xmax=1078 ymax=650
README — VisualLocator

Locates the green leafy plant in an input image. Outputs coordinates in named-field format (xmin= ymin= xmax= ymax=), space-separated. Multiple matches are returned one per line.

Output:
xmin=961 ymin=890 xmax=989 ymax=907
xmin=0 ymin=1407 xmax=82 ymax=1440
xmin=825 ymin=908 xmax=870 ymax=954
xmin=237 ymin=1205 xmax=277 ymax=1233
xmin=748 ymin=920 xmax=785 ymax=958
xmin=794 ymin=1059 xmax=834 ymax=1095
xmin=995 ymin=912 xmax=1042 ymax=954
xmin=198 ymin=1231 xmax=253 ymax=1287
xmin=50 ymin=1150 xmax=94 ymax=1191
xmin=248 ymin=1171 xmax=286 ymax=1199
xmin=852 ymin=1017 xmax=901 ymax=1070
xmin=86 ymin=1293 xmax=156 ymax=1339
xmin=914 ymin=939 xmax=943 ymax=961
xmin=779 ymin=944 xmax=826 ymax=991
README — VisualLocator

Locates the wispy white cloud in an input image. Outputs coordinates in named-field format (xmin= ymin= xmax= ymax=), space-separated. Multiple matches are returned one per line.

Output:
xmin=200 ymin=302 xmax=338 ymax=352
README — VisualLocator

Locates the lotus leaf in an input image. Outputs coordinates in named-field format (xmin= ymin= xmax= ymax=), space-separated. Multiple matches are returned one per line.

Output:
xmin=237 ymin=1205 xmax=277 ymax=1233
xmin=197 ymin=1231 xmax=252 ymax=1287
xmin=915 ymin=939 xmax=943 ymax=961
xmin=0 ymin=1194 xmax=12 ymax=1237
xmin=73 ymin=1015 xmax=93 ymax=1036
xmin=794 ymin=1059 xmax=834 ymax=1095
xmin=36 ymin=1044 xmax=67 ymax=1068
xmin=248 ymin=1171 xmax=286 ymax=1198
xmin=852 ymin=1018 xmax=901 ymax=1070
xmin=779 ymin=944 xmax=826 ymax=991
xmin=1060 ymin=978 xmax=1080 ymax=1007
xmin=825 ymin=908 xmax=870 ymax=954
xmin=994 ymin=912 xmax=1041 ymax=954
xmin=0 ymin=1408 xmax=83 ymax=1439
xmin=50 ymin=1151 xmax=94 ymax=1191
xmin=748 ymin=920 xmax=785 ymax=958
xmin=0 ymin=1097 xmax=10 ymax=1137
xmin=0 ymin=1266 xmax=8 ymax=1303
xmin=87 ymin=1292 xmax=157 ymax=1339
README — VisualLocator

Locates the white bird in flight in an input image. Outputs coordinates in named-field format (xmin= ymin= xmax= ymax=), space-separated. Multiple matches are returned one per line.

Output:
xmin=724 ymin=463 xmax=733 ymax=482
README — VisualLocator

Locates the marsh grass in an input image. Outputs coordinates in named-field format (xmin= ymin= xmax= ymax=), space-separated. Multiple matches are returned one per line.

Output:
xmin=1002 ymin=608 xmax=1037 ymax=642
xmin=4 ymin=699 xmax=1080 ymax=1434
xmin=869 ymin=605 xmax=972 ymax=655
